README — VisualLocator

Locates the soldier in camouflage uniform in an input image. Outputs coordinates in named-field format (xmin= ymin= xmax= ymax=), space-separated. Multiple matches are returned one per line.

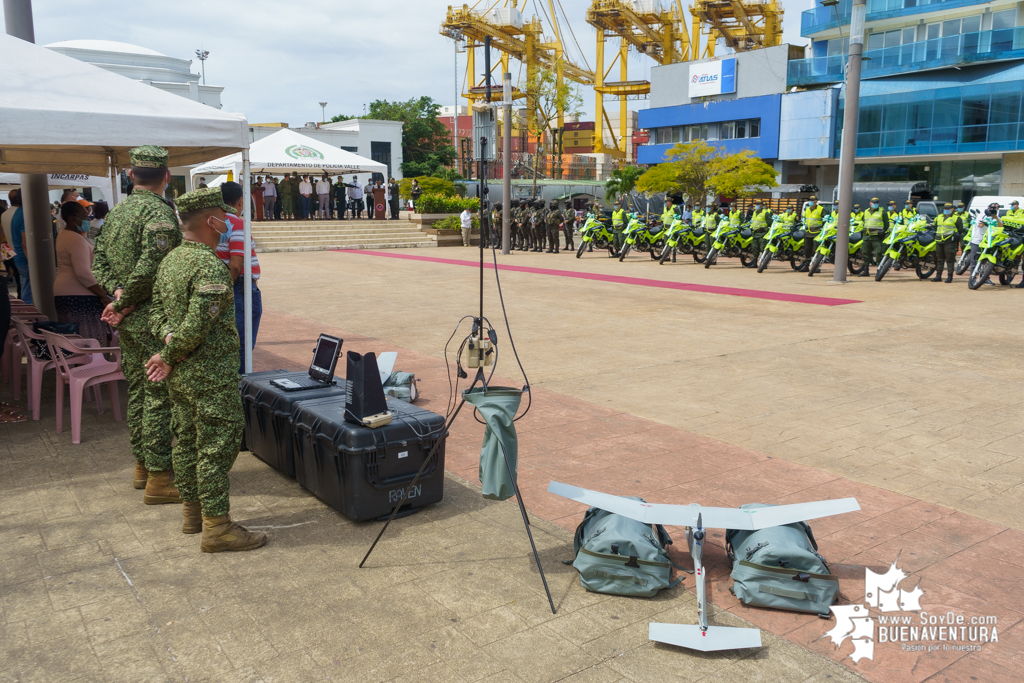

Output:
xmin=93 ymin=146 xmax=180 ymax=503
xmin=515 ymin=201 xmax=528 ymax=251
xmin=531 ymin=200 xmax=545 ymax=252
xmin=545 ymin=201 xmax=562 ymax=253
xmin=562 ymin=203 xmax=576 ymax=252
xmin=146 ymin=188 xmax=266 ymax=553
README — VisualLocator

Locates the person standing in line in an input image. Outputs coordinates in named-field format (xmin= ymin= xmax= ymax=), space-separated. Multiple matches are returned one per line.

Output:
xmin=316 ymin=174 xmax=331 ymax=220
xmin=6 ymin=189 xmax=30 ymax=303
xmin=460 ymin=207 xmax=473 ymax=247
xmin=799 ymin=196 xmax=825 ymax=271
xmin=278 ymin=173 xmax=294 ymax=220
xmin=545 ymin=201 xmax=562 ymax=254
xmin=611 ymin=200 xmax=627 ymax=257
xmin=251 ymin=176 xmax=265 ymax=222
xmin=298 ymin=175 xmax=313 ymax=219
xmin=969 ymin=203 xmax=1002 ymax=287
xmin=681 ymin=203 xmax=693 ymax=224
xmin=410 ymin=179 xmax=422 ymax=210
xmin=272 ymin=177 xmax=282 ymax=220
xmin=145 ymin=187 xmax=266 ymax=553
xmin=932 ymin=203 xmax=961 ymax=283
xmin=93 ymin=146 xmax=180 ymax=501
xmin=562 ymin=202 xmax=575 ymax=252
xmin=0 ymin=197 xmax=20 ymax=299
xmin=261 ymin=176 xmax=276 ymax=221
xmin=334 ymin=176 xmax=349 ymax=220
xmin=861 ymin=197 xmax=889 ymax=277
xmin=218 ymin=182 xmax=263 ymax=372
xmin=388 ymin=178 xmax=400 ymax=220
xmin=745 ymin=200 xmax=772 ymax=259
xmin=349 ymin=176 xmax=362 ymax=219
xmin=365 ymin=180 xmax=375 ymax=219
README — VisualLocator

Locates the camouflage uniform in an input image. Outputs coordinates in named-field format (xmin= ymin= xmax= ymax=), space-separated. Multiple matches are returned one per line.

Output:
xmin=562 ymin=206 xmax=576 ymax=251
xmin=150 ymin=190 xmax=243 ymax=517
xmin=279 ymin=173 xmax=295 ymax=218
xmin=545 ymin=204 xmax=562 ymax=253
xmin=92 ymin=146 xmax=179 ymax=474
xmin=532 ymin=204 xmax=546 ymax=252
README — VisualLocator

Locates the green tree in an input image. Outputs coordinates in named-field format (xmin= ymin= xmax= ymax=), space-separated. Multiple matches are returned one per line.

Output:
xmin=520 ymin=63 xmax=584 ymax=193
xmin=329 ymin=97 xmax=457 ymax=176
xmin=604 ymin=165 xmax=645 ymax=204
xmin=636 ymin=141 xmax=776 ymax=205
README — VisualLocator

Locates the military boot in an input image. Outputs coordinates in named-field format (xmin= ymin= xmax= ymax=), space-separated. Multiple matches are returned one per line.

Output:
xmin=200 ymin=515 xmax=267 ymax=553
xmin=946 ymin=270 xmax=954 ymax=283
xmin=931 ymin=267 xmax=943 ymax=282
xmin=182 ymin=501 xmax=202 ymax=534
xmin=133 ymin=463 xmax=149 ymax=490
xmin=143 ymin=471 xmax=182 ymax=505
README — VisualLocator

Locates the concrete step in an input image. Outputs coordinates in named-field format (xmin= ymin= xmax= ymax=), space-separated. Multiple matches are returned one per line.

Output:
xmin=252 ymin=229 xmax=424 ymax=238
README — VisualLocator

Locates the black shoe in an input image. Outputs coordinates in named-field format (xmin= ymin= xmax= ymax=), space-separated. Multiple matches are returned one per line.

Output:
xmin=545 ymin=248 xmax=553 ymax=253
xmin=798 ymin=264 xmax=809 ymax=272
xmin=1015 ymin=280 xmax=1024 ymax=288
xmin=931 ymin=273 xmax=943 ymax=282
xmin=946 ymin=273 xmax=954 ymax=283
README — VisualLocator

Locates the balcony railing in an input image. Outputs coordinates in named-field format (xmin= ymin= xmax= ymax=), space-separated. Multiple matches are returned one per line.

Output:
xmin=788 ymin=27 xmax=1024 ymax=86
xmin=802 ymin=0 xmax=990 ymax=37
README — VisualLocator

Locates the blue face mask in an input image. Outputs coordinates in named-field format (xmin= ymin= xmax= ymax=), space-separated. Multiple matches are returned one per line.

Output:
xmin=79 ymin=219 xmax=91 ymax=233
xmin=218 ymin=229 xmax=230 ymax=246
xmin=943 ymin=210 xmax=952 ymax=215
xmin=870 ymin=203 xmax=878 ymax=209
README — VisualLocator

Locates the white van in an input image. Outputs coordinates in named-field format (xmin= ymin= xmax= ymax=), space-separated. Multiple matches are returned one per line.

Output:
xmin=966 ymin=196 xmax=1024 ymax=221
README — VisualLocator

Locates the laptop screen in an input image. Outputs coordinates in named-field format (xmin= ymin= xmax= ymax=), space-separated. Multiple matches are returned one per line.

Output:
xmin=309 ymin=334 xmax=342 ymax=381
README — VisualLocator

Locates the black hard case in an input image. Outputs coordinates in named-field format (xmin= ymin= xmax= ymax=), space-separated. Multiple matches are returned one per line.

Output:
xmin=291 ymin=396 xmax=447 ymax=521
xmin=239 ymin=370 xmax=348 ymax=477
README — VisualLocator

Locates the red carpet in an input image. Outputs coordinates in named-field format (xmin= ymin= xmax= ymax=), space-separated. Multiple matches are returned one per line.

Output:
xmin=338 ymin=250 xmax=862 ymax=307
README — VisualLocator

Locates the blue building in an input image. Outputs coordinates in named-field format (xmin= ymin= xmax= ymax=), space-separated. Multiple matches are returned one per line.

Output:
xmin=640 ymin=0 xmax=1024 ymax=203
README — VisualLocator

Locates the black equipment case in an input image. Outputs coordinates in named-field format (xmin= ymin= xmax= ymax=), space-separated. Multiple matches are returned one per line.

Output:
xmin=292 ymin=396 xmax=447 ymax=521
xmin=240 ymin=370 xmax=348 ymax=477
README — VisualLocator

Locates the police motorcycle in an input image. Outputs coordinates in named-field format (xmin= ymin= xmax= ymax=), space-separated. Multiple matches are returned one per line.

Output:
xmin=658 ymin=217 xmax=709 ymax=264
xmin=618 ymin=214 xmax=668 ymax=261
xmin=704 ymin=219 xmax=756 ymax=269
xmin=874 ymin=214 xmax=938 ymax=281
xmin=954 ymin=230 xmax=974 ymax=276
xmin=967 ymin=214 xmax=1024 ymax=289
xmin=807 ymin=214 xmax=869 ymax=277
xmin=756 ymin=215 xmax=807 ymax=272
xmin=575 ymin=212 xmax=617 ymax=258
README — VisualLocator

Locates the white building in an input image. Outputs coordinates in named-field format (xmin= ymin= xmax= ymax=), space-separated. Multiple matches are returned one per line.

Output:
xmin=45 ymin=40 xmax=224 ymax=108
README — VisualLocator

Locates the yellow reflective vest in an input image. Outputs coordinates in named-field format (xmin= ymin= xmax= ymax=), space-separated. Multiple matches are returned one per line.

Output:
xmin=802 ymin=204 xmax=824 ymax=231
xmin=934 ymin=214 xmax=960 ymax=240
xmin=863 ymin=208 xmax=886 ymax=234
xmin=749 ymin=208 xmax=771 ymax=231
xmin=729 ymin=209 xmax=742 ymax=227
xmin=613 ymin=208 xmax=626 ymax=228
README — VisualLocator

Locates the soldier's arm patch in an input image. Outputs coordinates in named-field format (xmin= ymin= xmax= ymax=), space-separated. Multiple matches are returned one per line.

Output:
xmin=198 ymin=284 xmax=229 ymax=293
xmin=208 ymin=301 xmax=221 ymax=318
xmin=145 ymin=221 xmax=176 ymax=232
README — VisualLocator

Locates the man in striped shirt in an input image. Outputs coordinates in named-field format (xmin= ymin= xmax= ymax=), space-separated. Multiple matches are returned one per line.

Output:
xmin=218 ymin=182 xmax=262 ymax=373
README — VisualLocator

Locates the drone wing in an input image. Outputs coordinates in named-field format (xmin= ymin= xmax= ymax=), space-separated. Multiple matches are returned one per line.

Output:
xmin=376 ymin=351 xmax=397 ymax=384
xmin=547 ymin=482 xmax=859 ymax=530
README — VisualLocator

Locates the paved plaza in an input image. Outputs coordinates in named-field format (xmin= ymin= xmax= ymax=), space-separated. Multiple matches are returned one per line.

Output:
xmin=2 ymin=247 xmax=1021 ymax=682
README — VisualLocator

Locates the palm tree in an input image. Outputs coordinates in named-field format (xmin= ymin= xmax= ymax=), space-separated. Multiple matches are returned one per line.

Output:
xmin=605 ymin=165 xmax=644 ymax=205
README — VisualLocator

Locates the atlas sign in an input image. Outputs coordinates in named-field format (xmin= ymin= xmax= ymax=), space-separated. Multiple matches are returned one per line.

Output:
xmin=688 ymin=58 xmax=736 ymax=98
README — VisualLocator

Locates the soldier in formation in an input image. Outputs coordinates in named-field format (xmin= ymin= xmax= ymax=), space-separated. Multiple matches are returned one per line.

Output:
xmin=94 ymin=146 xmax=181 ymax=504
xmin=562 ymin=202 xmax=576 ymax=252
xmin=545 ymin=201 xmax=562 ymax=253
xmin=145 ymin=187 xmax=266 ymax=553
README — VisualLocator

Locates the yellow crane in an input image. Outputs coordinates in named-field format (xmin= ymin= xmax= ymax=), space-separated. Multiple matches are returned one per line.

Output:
xmin=587 ymin=0 xmax=783 ymax=157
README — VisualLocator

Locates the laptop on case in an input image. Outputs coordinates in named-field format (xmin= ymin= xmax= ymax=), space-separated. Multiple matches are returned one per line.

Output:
xmin=270 ymin=334 xmax=343 ymax=391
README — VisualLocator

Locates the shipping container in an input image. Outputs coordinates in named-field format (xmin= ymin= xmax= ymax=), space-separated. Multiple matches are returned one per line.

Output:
xmin=563 ymin=146 xmax=594 ymax=154
xmin=564 ymin=121 xmax=595 ymax=131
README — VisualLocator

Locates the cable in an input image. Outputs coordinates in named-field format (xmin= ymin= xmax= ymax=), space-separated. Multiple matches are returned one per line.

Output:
xmin=555 ymin=0 xmax=592 ymax=72
xmin=489 ymin=235 xmax=532 ymax=422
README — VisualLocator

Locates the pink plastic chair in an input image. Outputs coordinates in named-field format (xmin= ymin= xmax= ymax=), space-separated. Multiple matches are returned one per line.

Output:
xmin=41 ymin=330 xmax=124 ymax=444
xmin=12 ymin=320 xmax=93 ymax=420
xmin=5 ymin=313 xmax=47 ymax=398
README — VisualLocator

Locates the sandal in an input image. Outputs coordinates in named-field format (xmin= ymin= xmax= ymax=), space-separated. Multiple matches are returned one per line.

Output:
xmin=0 ymin=412 xmax=28 ymax=423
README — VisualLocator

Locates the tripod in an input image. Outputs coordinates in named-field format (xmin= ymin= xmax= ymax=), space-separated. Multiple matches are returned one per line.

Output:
xmin=360 ymin=36 xmax=555 ymax=615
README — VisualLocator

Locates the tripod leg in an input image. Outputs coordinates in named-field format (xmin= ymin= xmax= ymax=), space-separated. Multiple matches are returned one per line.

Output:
xmin=359 ymin=394 xmax=471 ymax=568
xmin=497 ymin=441 xmax=556 ymax=615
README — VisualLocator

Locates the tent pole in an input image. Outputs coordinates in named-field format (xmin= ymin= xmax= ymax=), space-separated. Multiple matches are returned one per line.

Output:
xmin=242 ymin=151 xmax=253 ymax=374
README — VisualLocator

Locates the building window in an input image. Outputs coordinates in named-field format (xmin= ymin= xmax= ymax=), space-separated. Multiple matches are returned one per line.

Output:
xmin=340 ymin=146 xmax=358 ymax=153
xmin=370 ymin=141 xmax=391 ymax=181
xmin=650 ymin=119 xmax=760 ymax=145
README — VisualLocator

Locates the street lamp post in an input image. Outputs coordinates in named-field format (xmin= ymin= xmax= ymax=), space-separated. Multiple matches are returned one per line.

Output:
xmin=830 ymin=0 xmax=866 ymax=283
xmin=319 ymin=101 xmax=328 ymax=123
xmin=195 ymin=49 xmax=209 ymax=85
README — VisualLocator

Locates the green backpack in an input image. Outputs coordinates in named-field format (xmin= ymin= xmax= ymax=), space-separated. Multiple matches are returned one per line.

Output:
xmin=725 ymin=504 xmax=839 ymax=617
xmin=570 ymin=499 xmax=684 ymax=598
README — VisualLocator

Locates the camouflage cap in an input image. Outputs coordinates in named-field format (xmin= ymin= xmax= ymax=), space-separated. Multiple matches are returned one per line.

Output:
xmin=176 ymin=187 xmax=236 ymax=216
xmin=129 ymin=145 xmax=169 ymax=168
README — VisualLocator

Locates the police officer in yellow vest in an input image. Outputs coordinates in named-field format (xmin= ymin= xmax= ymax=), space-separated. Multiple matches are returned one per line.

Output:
xmin=1005 ymin=199 xmax=1024 ymax=225
xmin=887 ymin=200 xmax=900 ymax=225
xmin=728 ymin=205 xmax=743 ymax=229
xmin=851 ymin=204 xmax=864 ymax=224
xmin=745 ymin=200 xmax=772 ymax=257
xmin=901 ymin=200 xmax=916 ymax=223
xmin=780 ymin=206 xmax=797 ymax=227
xmin=862 ymin=197 xmax=889 ymax=277
xmin=612 ymin=200 xmax=628 ymax=256
xmin=931 ymin=203 xmax=961 ymax=283
xmin=800 ymin=196 xmax=825 ymax=270
xmin=691 ymin=204 xmax=705 ymax=228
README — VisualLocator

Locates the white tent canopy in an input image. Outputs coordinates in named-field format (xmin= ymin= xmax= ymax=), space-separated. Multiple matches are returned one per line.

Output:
xmin=0 ymin=33 xmax=249 ymax=175
xmin=190 ymin=128 xmax=387 ymax=179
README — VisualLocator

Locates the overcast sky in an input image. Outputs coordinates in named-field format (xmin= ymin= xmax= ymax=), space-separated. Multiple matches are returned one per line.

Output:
xmin=19 ymin=0 xmax=811 ymax=124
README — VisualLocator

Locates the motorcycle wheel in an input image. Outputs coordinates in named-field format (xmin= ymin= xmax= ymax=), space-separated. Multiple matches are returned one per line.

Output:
xmin=650 ymin=241 xmax=665 ymax=259
xmin=692 ymin=244 xmax=708 ymax=264
xmin=659 ymin=245 xmax=673 ymax=265
xmin=915 ymin=253 xmax=937 ymax=280
xmin=739 ymin=251 xmax=756 ymax=268
xmin=808 ymin=252 xmax=824 ymax=277
xmin=618 ymin=243 xmax=632 ymax=262
xmin=848 ymin=253 xmax=869 ymax=276
xmin=576 ymin=241 xmax=586 ymax=259
xmin=969 ymin=260 xmax=993 ymax=290
xmin=756 ymin=250 xmax=771 ymax=273
xmin=955 ymin=250 xmax=970 ymax=275
xmin=704 ymin=246 xmax=719 ymax=268
xmin=999 ymin=270 xmax=1015 ymax=286
xmin=790 ymin=254 xmax=808 ymax=271
xmin=875 ymin=255 xmax=893 ymax=281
